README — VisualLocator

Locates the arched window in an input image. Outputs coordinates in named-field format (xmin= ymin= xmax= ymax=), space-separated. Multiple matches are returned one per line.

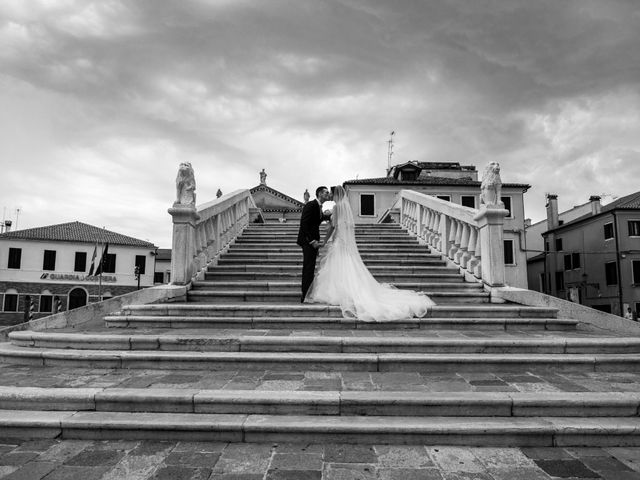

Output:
xmin=68 ymin=287 xmax=88 ymax=310
xmin=3 ymin=288 xmax=18 ymax=312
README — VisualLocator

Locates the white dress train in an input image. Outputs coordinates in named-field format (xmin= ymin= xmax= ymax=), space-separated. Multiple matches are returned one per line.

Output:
xmin=305 ymin=199 xmax=434 ymax=321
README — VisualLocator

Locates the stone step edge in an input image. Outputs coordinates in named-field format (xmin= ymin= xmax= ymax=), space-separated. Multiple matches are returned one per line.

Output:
xmin=3 ymin=410 xmax=640 ymax=445
xmin=187 ymin=291 xmax=489 ymax=298
xmin=10 ymin=331 xmax=629 ymax=354
xmin=1 ymin=344 xmax=637 ymax=371
xmin=119 ymin=304 xmax=559 ymax=314
xmin=191 ymin=282 xmax=483 ymax=289
xmin=103 ymin=316 xmax=576 ymax=331
xmin=1 ymin=388 xmax=640 ymax=417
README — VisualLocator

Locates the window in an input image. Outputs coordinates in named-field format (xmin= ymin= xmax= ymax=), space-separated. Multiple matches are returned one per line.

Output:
xmin=555 ymin=238 xmax=563 ymax=251
xmin=154 ymin=272 xmax=165 ymax=284
xmin=401 ymin=171 xmax=417 ymax=181
xmin=7 ymin=248 xmax=21 ymax=269
xmin=629 ymin=221 xmax=640 ymax=237
xmin=3 ymin=294 xmax=18 ymax=312
xmin=102 ymin=253 xmax=116 ymax=273
xmin=359 ymin=194 xmax=375 ymax=216
xmin=42 ymin=250 xmax=56 ymax=271
xmin=74 ymin=252 xmax=87 ymax=272
xmin=593 ymin=304 xmax=612 ymax=314
xmin=572 ymin=252 xmax=581 ymax=269
xmin=544 ymin=241 xmax=549 ymax=252
xmin=503 ymin=239 xmax=515 ymax=265
xmin=633 ymin=260 xmax=640 ymax=285
xmin=555 ymin=271 xmax=564 ymax=291
xmin=604 ymin=222 xmax=614 ymax=240
xmin=501 ymin=196 xmax=513 ymax=218
xmin=564 ymin=253 xmax=581 ymax=270
xmin=605 ymin=261 xmax=618 ymax=286
xmin=135 ymin=255 xmax=146 ymax=275
xmin=436 ymin=195 xmax=451 ymax=202
xmin=40 ymin=295 xmax=53 ymax=313
xmin=461 ymin=196 xmax=476 ymax=208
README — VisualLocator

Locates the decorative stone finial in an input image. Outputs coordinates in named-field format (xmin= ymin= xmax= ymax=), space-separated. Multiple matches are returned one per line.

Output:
xmin=303 ymin=189 xmax=310 ymax=203
xmin=480 ymin=162 xmax=502 ymax=207
xmin=175 ymin=162 xmax=196 ymax=206
xmin=260 ymin=169 xmax=267 ymax=185
xmin=216 ymin=189 xmax=223 ymax=198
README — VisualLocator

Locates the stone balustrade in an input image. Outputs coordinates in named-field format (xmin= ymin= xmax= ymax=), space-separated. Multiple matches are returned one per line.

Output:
xmin=169 ymin=189 xmax=258 ymax=285
xmin=400 ymin=190 xmax=509 ymax=287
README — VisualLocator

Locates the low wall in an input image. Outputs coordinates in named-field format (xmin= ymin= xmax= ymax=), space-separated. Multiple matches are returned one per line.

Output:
xmin=0 ymin=284 xmax=188 ymax=341
xmin=492 ymin=286 xmax=640 ymax=335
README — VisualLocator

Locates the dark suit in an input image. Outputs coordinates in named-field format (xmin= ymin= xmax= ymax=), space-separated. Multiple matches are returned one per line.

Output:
xmin=297 ymin=199 xmax=325 ymax=301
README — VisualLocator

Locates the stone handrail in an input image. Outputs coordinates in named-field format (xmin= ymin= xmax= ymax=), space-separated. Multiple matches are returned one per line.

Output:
xmin=400 ymin=190 xmax=508 ymax=287
xmin=169 ymin=189 xmax=259 ymax=285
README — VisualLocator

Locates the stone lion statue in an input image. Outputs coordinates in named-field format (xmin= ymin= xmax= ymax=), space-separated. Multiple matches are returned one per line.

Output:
xmin=175 ymin=162 xmax=196 ymax=206
xmin=480 ymin=161 xmax=502 ymax=207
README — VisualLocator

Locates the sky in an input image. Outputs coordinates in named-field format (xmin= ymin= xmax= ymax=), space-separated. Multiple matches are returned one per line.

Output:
xmin=1 ymin=0 xmax=639 ymax=248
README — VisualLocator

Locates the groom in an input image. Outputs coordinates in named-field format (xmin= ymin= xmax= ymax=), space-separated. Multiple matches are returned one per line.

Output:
xmin=297 ymin=186 xmax=331 ymax=302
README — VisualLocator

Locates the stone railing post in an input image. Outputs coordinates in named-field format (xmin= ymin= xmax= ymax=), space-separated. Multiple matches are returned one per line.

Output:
xmin=473 ymin=207 xmax=508 ymax=287
xmin=168 ymin=205 xmax=199 ymax=285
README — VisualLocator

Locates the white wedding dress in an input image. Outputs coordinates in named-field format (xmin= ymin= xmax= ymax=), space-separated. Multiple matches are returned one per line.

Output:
xmin=305 ymin=197 xmax=435 ymax=321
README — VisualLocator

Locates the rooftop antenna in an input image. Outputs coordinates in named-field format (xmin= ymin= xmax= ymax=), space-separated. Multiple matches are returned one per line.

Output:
xmin=14 ymin=207 xmax=21 ymax=231
xmin=387 ymin=130 xmax=395 ymax=173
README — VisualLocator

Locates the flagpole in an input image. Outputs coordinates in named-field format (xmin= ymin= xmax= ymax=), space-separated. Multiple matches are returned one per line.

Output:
xmin=98 ymin=228 xmax=104 ymax=301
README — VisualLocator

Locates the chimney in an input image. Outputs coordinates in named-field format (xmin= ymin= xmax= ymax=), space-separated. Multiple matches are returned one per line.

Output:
xmin=589 ymin=195 xmax=602 ymax=215
xmin=3 ymin=220 xmax=12 ymax=233
xmin=546 ymin=194 xmax=559 ymax=230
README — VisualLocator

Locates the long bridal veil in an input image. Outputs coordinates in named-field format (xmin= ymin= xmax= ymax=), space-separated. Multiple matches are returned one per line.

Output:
xmin=305 ymin=186 xmax=434 ymax=321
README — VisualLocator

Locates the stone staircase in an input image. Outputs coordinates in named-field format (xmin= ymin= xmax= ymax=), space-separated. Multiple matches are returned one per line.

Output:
xmin=1 ymin=223 xmax=640 ymax=445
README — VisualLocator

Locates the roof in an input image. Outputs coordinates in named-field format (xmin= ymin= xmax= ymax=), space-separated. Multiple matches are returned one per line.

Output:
xmin=0 ymin=221 xmax=157 ymax=248
xmin=155 ymin=248 xmax=171 ymax=261
xmin=545 ymin=190 xmax=640 ymax=234
xmin=250 ymin=184 xmax=305 ymax=209
xmin=343 ymin=175 xmax=530 ymax=189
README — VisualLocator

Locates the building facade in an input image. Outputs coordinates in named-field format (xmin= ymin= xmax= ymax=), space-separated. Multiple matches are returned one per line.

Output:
xmin=0 ymin=221 xmax=157 ymax=325
xmin=250 ymin=170 xmax=306 ymax=223
xmin=343 ymin=161 xmax=531 ymax=288
xmin=532 ymin=191 xmax=640 ymax=317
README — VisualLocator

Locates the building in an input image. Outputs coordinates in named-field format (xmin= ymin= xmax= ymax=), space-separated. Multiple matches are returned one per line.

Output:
xmin=154 ymin=248 xmax=171 ymax=284
xmin=343 ymin=161 xmax=531 ymax=288
xmin=531 ymin=191 xmax=640 ymax=316
xmin=250 ymin=170 xmax=305 ymax=223
xmin=0 ymin=221 xmax=157 ymax=325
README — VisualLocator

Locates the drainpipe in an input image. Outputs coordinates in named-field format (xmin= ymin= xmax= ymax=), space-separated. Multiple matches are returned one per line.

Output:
xmin=612 ymin=211 xmax=624 ymax=315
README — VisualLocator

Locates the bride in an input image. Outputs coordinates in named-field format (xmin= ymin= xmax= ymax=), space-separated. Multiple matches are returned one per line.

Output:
xmin=305 ymin=185 xmax=435 ymax=321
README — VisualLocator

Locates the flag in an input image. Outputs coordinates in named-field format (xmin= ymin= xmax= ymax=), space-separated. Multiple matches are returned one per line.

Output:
xmin=94 ymin=243 xmax=109 ymax=276
xmin=88 ymin=243 xmax=98 ymax=275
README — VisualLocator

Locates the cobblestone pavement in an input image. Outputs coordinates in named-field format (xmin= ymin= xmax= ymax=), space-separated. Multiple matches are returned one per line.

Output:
xmin=2 ymin=363 xmax=640 ymax=393
xmin=1 ymin=439 xmax=640 ymax=479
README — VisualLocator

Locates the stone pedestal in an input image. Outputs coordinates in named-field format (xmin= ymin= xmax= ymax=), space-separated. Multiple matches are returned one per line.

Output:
xmin=168 ymin=205 xmax=200 ymax=285
xmin=473 ymin=206 xmax=509 ymax=288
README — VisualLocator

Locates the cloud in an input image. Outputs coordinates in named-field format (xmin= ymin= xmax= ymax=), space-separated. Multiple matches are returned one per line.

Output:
xmin=1 ymin=0 xmax=639 ymax=246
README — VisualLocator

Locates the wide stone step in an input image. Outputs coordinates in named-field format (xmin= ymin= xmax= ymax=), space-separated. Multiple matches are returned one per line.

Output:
xmin=2 ymin=409 xmax=640 ymax=445
xmin=204 ymin=271 xmax=468 ymax=283
xmin=3 ymin=343 xmax=631 ymax=372
xmin=10 ymin=331 xmax=637 ymax=354
xmin=217 ymin=258 xmax=447 ymax=266
xmin=104 ymin=315 xmax=576 ymax=330
xmin=220 ymin=252 xmax=442 ymax=261
xmin=229 ymin=245 xmax=429 ymax=252
xmin=190 ymin=281 xmax=483 ymax=292
xmin=111 ymin=304 xmax=559 ymax=319
xmin=3 ymin=387 xmax=640 ymax=417
xmin=207 ymin=265 xmax=461 ymax=275
xmin=186 ymin=290 xmax=490 ymax=304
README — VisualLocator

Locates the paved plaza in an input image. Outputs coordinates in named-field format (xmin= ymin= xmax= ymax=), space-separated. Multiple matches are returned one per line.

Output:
xmin=1 ymin=438 xmax=640 ymax=479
